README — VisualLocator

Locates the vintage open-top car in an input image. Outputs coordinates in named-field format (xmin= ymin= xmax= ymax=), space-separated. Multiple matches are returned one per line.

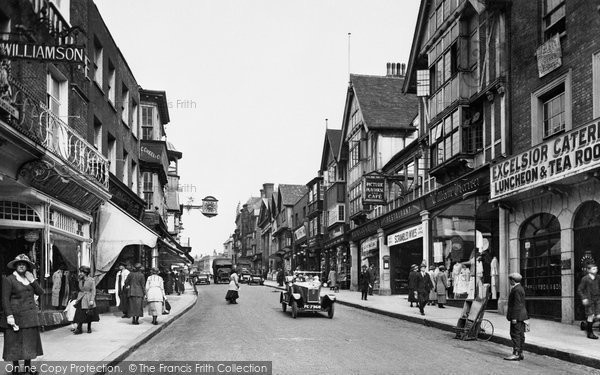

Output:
xmin=280 ymin=271 xmax=336 ymax=319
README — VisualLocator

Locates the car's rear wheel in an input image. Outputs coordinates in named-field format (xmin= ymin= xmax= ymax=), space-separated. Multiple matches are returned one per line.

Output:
xmin=282 ymin=302 xmax=287 ymax=312
xmin=291 ymin=300 xmax=298 ymax=319
xmin=328 ymin=303 xmax=335 ymax=319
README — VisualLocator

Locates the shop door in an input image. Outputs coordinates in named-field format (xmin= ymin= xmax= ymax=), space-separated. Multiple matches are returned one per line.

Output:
xmin=574 ymin=201 xmax=600 ymax=321
xmin=390 ymin=239 xmax=423 ymax=294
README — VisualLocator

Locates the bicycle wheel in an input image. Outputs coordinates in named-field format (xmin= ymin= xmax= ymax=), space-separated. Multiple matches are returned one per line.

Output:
xmin=477 ymin=319 xmax=494 ymax=341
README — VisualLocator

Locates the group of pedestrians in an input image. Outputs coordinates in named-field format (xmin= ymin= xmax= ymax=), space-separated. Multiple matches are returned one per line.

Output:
xmin=115 ymin=263 xmax=170 ymax=325
xmin=407 ymin=264 xmax=448 ymax=315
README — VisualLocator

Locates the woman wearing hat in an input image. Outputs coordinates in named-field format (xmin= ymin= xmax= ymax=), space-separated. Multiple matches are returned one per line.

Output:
xmin=72 ymin=265 xmax=99 ymax=334
xmin=145 ymin=267 xmax=165 ymax=325
xmin=2 ymin=254 xmax=44 ymax=373
xmin=124 ymin=263 xmax=145 ymax=324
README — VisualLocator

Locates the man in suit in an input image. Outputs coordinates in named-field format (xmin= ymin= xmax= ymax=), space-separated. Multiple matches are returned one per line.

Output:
xmin=505 ymin=272 xmax=528 ymax=361
xmin=359 ymin=265 xmax=371 ymax=301
xmin=578 ymin=263 xmax=600 ymax=339
xmin=415 ymin=264 xmax=433 ymax=316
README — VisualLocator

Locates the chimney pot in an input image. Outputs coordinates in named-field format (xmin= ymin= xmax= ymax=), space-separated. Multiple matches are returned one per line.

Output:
xmin=386 ymin=62 xmax=391 ymax=76
xmin=391 ymin=64 xmax=396 ymax=76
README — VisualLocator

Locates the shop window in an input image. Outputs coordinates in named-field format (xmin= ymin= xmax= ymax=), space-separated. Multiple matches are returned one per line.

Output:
xmin=0 ymin=201 xmax=40 ymax=222
xmin=520 ymin=213 xmax=561 ymax=299
xmin=542 ymin=0 xmax=565 ymax=40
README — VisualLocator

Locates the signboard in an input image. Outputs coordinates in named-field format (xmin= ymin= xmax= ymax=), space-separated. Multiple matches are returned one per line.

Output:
xmin=362 ymin=175 xmax=386 ymax=205
xmin=0 ymin=42 xmax=85 ymax=64
xmin=294 ymin=226 xmax=306 ymax=241
xmin=140 ymin=145 xmax=162 ymax=161
xmin=491 ymin=118 xmax=600 ymax=201
xmin=387 ymin=224 xmax=424 ymax=247
xmin=361 ymin=237 xmax=378 ymax=257
xmin=536 ymin=34 xmax=562 ymax=78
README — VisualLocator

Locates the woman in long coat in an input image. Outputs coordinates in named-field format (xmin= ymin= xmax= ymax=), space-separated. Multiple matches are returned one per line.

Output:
xmin=436 ymin=266 xmax=449 ymax=308
xmin=72 ymin=266 xmax=99 ymax=334
xmin=225 ymin=268 xmax=239 ymax=304
xmin=145 ymin=267 xmax=165 ymax=325
xmin=124 ymin=263 xmax=145 ymax=324
xmin=407 ymin=264 xmax=419 ymax=308
xmin=2 ymin=254 xmax=43 ymax=373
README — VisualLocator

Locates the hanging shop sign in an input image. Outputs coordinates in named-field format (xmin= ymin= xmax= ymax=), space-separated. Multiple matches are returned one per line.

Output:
xmin=294 ymin=226 xmax=306 ymax=241
xmin=0 ymin=42 xmax=85 ymax=64
xmin=491 ymin=118 xmax=600 ymax=201
xmin=362 ymin=175 xmax=386 ymax=205
xmin=387 ymin=224 xmax=423 ymax=247
xmin=536 ymin=34 xmax=562 ymax=78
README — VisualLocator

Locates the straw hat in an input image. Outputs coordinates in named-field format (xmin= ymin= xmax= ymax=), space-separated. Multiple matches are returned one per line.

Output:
xmin=7 ymin=254 xmax=35 ymax=269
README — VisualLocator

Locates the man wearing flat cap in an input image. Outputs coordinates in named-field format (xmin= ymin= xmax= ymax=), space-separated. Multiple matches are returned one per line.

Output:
xmin=505 ymin=272 xmax=528 ymax=361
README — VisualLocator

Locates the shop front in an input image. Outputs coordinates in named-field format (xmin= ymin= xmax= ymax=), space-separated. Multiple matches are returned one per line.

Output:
xmin=489 ymin=119 xmax=600 ymax=322
xmin=360 ymin=236 xmax=379 ymax=292
xmin=323 ymin=225 xmax=350 ymax=289
xmin=387 ymin=224 xmax=424 ymax=295
xmin=426 ymin=170 xmax=498 ymax=306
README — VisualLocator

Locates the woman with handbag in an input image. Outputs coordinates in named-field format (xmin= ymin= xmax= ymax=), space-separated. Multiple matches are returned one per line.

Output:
xmin=145 ymin=267 xmax=165 ymax=325
xmin=2 ymin=254 xmax=44 ymax=374
xmin=72 ymin=266 xmax=99 ymax=334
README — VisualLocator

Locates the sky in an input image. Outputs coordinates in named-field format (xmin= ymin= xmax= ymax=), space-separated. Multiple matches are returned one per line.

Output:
xmin=94 ymin=0 xmax=421 ymax=258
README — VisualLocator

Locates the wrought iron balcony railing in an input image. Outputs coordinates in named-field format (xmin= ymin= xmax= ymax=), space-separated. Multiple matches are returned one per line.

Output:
xmin=28 ymin=0 xmax=74 ymax=45
xmin=4 ymin=81 xmax=109 ymax=189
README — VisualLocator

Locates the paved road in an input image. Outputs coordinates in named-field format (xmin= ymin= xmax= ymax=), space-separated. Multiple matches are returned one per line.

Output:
xmin=123 ymin=283 xmax=599 ymax=375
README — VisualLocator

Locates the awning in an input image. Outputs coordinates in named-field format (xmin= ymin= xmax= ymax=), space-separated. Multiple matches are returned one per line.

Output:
xmin=95 ymin=201 xmax=158 ymax=282
xmin=158 ymin=238 xmax=191 ymax=265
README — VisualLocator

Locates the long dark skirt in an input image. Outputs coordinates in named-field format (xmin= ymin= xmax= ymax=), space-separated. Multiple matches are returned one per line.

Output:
xmin=128 ymin=296 xmax=144 ymax=317
xmin=119 ymin=291 xmax=129 ymax=313
xmin=225 ymin=290 xmax=239 ymax=301
xmin=3 ymin=327 xmax=43 ymax=361
xmin=73 ymin=307 xmax=100 ymax=323
xmin=408 ymin=288 xmax=417 ymax=303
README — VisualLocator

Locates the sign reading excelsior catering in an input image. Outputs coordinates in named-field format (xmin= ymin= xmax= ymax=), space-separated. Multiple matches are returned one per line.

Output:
xmin=491 ymin=118 xmax=600 ymax=201
xmin=0 ymin=42 xmax=85 ymax=64
xmin=387 ymin=224 xmax=423 ymax=247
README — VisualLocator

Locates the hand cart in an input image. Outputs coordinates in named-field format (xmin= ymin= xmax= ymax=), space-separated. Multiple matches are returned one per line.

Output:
xmin=455 ymin=284 xmax=494 ymax=341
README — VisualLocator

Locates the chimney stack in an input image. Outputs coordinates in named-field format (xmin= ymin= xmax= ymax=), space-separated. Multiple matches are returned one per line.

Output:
xmin=386 ymin=62 xmax=406 ymax=77
xmin=263 ymin=183 xmax=274 ymax=199
xmin=260 ymin=189 xmax=265 ymax=198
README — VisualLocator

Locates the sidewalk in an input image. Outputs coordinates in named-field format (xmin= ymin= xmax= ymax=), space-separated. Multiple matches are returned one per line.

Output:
xmin=0 ymin=284 xmax=196 ymax=364
xmin=264 ymin=280 xmax=600 ymax=368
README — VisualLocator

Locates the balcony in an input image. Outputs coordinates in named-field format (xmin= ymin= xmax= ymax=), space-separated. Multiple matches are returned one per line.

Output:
xmin=28 ymin=0 xmax=74 ymax=45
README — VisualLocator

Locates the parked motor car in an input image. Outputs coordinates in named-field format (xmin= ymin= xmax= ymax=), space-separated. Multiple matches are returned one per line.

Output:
xmin=194 ymin=273 xmax=210 ymax=285
xmin=248 ymin=273 xmax=264 ymax=285
xmin=280 ymin=271 xmax=336 ymax=319
xmin=239 ymin=268 xmax=252 ymax=284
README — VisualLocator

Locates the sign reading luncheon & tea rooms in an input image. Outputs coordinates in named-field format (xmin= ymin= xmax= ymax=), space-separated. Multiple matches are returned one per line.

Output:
xmin=491 ymin=118 xmax=600 ymax=201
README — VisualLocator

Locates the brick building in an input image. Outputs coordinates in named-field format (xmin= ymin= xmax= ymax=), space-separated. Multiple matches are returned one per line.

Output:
xmin=491 ymin=0 xmax=600 ymax=323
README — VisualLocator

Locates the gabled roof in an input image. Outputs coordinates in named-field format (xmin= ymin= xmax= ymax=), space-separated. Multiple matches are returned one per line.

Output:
xmin=278 ymin=184 xmax=308 ymax=207
xmin=350 ymin=74 xmax=418 ymax=130
xmin=320 ymin=129 xmax=343 ymax=171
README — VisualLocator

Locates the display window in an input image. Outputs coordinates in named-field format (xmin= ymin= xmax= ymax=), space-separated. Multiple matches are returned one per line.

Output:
xmin=574 ymin=201 xmax=600 ymax=320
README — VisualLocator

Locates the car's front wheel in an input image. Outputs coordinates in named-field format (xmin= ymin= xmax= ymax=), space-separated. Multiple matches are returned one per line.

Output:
xmin=291 ymin=300 xmax=298 ymax=319
xmin=328 ymin=303 xmax=335 ymax=319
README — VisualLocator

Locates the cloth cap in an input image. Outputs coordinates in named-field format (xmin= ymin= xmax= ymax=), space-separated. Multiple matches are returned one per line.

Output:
xmin=509 ymin=272 xmax=522 ymax=282
xmin=7 ymin=254 xmax=34 ymax=269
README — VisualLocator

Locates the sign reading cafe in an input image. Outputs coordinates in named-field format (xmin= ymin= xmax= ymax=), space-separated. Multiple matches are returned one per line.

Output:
xmin=491 ymin=118 xmax=600 ymax=201
xmin=362 ymin=175 xmax=386 ymax=205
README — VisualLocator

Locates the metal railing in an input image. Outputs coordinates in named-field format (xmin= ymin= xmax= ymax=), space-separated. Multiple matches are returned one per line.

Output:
xmin=28 ymin=0 xmax=74 ymax=45
xmin=39 ymin=108 xmax=110 ymax=188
